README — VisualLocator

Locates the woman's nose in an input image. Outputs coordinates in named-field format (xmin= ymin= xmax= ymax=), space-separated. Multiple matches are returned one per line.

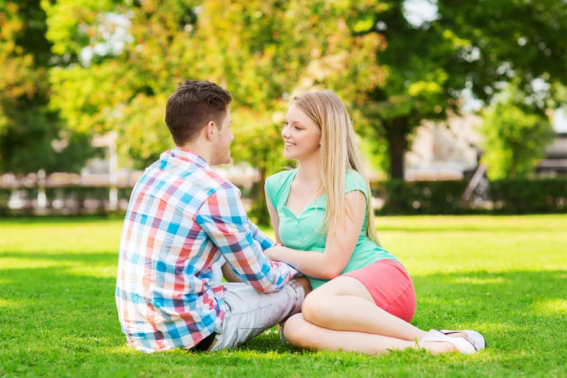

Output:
xmin=281 ymin=125 xmax=290 ymax=137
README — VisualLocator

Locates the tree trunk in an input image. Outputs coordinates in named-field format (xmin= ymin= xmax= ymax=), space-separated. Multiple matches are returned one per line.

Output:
xmin=251 ymin=166 xmax=271 ymax=226
xmin=249 ymin=150 xmax=271 ymax=226
xmin=510 ymin=154 xmax=517 ymax=179
xmin=385 ymin=117 xmax=410 ymax=180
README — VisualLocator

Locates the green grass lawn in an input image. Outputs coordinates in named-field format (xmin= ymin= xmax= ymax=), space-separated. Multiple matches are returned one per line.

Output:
xmin=0 ymin=215 xmax=566 ymax=377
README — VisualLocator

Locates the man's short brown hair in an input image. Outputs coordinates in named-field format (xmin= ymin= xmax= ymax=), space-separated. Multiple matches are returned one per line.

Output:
xmin=165 ymin=80 xmax=233 ymax=146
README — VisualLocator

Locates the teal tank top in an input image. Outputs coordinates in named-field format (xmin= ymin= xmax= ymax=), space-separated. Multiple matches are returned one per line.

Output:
xmin=265 ymin=169 xmax=399 ymax=289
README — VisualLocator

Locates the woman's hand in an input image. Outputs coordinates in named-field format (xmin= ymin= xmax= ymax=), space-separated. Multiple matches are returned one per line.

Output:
xmin=262 ymin=191 xmax=366 ymax=279
xmin=265 ymin=243 xmax=285 ymax=262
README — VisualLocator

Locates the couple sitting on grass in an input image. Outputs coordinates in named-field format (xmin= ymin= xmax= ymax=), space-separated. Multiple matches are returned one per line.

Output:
xmin=116 ymin=80 xmax=486 ymax=355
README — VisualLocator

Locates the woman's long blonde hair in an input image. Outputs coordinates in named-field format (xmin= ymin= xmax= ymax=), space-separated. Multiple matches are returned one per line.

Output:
xmin=292 ymin=90 xmax=381 ymax=246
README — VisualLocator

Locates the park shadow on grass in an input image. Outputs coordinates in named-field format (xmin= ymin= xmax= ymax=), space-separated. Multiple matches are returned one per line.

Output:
xmin=0 ymin=250 xmax=565 ymax=359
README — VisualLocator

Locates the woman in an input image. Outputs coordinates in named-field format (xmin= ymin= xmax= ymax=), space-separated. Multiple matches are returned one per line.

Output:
xmin=264 ymin=90 xmax=485 ymax=355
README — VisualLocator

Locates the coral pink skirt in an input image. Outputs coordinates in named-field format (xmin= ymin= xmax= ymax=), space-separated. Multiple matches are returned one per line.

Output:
xmin=342 ymin=259 xmax=416 ymax=323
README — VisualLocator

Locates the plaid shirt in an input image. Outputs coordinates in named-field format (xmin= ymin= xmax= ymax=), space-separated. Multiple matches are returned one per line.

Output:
xmin=116 ymin=148 xmax=298 ymax=353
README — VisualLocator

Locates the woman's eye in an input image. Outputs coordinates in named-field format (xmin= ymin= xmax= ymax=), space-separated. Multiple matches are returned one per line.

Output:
xmin=295 ymin=126 xmax=301 ymax=130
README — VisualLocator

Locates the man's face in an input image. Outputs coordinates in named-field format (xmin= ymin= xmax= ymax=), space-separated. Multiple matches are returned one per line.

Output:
xmin=211 ymin=110 xmax=234 ymax=166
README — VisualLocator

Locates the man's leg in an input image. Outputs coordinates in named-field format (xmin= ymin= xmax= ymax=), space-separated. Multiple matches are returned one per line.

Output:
xmin=208 ymin=277 xmax=310 ymax=352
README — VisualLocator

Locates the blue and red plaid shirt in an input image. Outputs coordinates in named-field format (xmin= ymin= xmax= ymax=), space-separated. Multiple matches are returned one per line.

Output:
xmin=116 ymin=148 xmax=298 ymax=353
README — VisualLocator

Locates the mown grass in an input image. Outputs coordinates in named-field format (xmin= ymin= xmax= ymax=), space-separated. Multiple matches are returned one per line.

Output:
xmin=0 ymin=215 xmax=566 ymax=377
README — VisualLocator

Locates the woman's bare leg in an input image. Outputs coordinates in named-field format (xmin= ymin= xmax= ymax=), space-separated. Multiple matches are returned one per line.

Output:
xmin=283 ymin=313 xmax=456 ymax=355
xmin=302 ymin=276 xmax=428 ymax=341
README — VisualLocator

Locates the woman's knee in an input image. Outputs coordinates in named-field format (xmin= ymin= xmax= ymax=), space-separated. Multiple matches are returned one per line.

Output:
xmin=301 ymin=290 xmax=335 ymax=326
xmin=283 ymin=314 xmax=313 ymax=349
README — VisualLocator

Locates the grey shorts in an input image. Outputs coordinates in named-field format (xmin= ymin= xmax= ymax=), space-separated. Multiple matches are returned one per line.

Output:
xmin=208 ymin=280 xmax=305 ymax=352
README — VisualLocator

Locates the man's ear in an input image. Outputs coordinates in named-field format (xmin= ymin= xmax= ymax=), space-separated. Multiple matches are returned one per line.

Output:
xmin=204 ymin=121 xmax=216 ymax=141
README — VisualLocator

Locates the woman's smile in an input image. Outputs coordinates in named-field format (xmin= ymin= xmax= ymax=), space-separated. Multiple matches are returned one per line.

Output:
xmin=282 ymin=104 xmax=321 ymax=160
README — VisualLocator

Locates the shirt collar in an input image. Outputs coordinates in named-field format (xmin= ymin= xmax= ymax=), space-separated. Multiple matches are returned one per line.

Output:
xmin=166 ymin=147 xmax=210 ymax=170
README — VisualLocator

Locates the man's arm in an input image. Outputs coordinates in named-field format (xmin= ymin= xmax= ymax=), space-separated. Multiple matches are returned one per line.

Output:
xmin=195 ymin=187 xmax=298 ymax=293
xmin=248 ymin=221 xmax=275 ymax=250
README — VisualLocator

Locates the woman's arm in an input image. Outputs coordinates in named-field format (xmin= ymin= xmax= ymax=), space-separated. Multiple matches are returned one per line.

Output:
xmin=266 ymin=190 xmax=367 ymax=280
xmin=265 ymin=185 xmax=282 ymax=244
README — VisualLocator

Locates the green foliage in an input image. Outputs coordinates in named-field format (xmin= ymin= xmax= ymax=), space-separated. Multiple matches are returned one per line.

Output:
xmin=437 ymin=0 xmax=566 ymax=105
xmin=357 ymin=1 xmax=461 ymax=178
xmin=376 ymin=180 xmax=469 ymax=215
xmin=1 ymin=216 xmax=566 ymax=377
xmin=358 ymin=0 xmax=566 ymax=178
xmin=489 ymin=179 xmax=567 ymax=214
xmin=0 ymin=0 xmax=98 ymax=174
xmin=480 ymin=101 xmax=554 ymax=180
xmin=375 ymin=178 xmax=567 ymax=215
xmin=201 ymin=0 xmax=384 ymax=224
xmin=5 ymin=0 xmax=565 ymax=186
xmin=0 ymin=188 xmax=11 ymax=215
xmin=42 ymin=0 xmax=384 ymax=223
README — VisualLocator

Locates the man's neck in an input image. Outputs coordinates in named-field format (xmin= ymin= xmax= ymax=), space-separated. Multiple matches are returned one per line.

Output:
xmin=180 ymin=142 xmax=213 ymax=166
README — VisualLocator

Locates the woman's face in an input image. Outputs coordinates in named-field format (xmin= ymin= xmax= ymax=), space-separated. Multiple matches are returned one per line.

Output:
xmin=282 ymin=104 xmax=322 ymax=161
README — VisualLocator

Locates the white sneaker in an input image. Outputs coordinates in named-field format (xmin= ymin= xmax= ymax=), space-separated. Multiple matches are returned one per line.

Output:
xmin=440 ymin=329 xmax=486 ymax=351
xmin=420 ymin=329 xmax=477 ymax=354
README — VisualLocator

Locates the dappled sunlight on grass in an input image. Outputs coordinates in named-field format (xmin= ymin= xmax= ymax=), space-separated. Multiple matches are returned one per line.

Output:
xmin=0 ymin=250 xmax=117 ymax=278
xmin=0 ymin=257 xmax=71 ymax=270
xmin=1 ymin=215 xmax=566 ymax=377
xmin=448 ymin=276 xmax=509 ymax=285
xmin=0 ymin=220 xmax=123 ymax=254
xmin=0 ymin=298 xmax=19 ymax=307
xmin=64 ymin=266 xmax=118 ymax=278
xmin=390 ymin=229 xmax=567 ymax=276
xmin=531 ymin=299 xmax=567 ymax=316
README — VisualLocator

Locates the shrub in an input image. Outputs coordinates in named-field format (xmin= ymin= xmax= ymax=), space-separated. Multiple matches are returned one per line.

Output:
xmin=489 ymin=179 xmax=567 ymax=213
xmin=374 ymin=180 xmax=469 ymax=215
xmin=373 ymin=178 xmax=566 ymax=215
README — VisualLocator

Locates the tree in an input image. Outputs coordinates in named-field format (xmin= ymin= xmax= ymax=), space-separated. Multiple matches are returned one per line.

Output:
xmin=43 ymin=0 xmax=384 ymax=223
xmin=194 ymin=1 xmax=383 ymax=223
xmin=480 ymin=95 xmax=554 ymax=180
xmin=357 ymin=0 xmax=566 ymax=179
xmin=0 ymin=0 xmax=96 ymax=174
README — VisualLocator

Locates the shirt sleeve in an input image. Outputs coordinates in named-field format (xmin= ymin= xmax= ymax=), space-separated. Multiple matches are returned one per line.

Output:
xmin=249 ymin=221 xmax=275 ymax=250
xmin=265 ymin=174 xmax=277 ymax=208
xmin=195 ymin=186 xmax=298 ymax=293
xmin=345 ymin=170 xmax=370 ymax=200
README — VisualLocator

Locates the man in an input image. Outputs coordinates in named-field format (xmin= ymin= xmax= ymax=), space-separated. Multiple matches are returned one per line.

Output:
xmin=116 ymin=80 xmax=309 ymax=353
